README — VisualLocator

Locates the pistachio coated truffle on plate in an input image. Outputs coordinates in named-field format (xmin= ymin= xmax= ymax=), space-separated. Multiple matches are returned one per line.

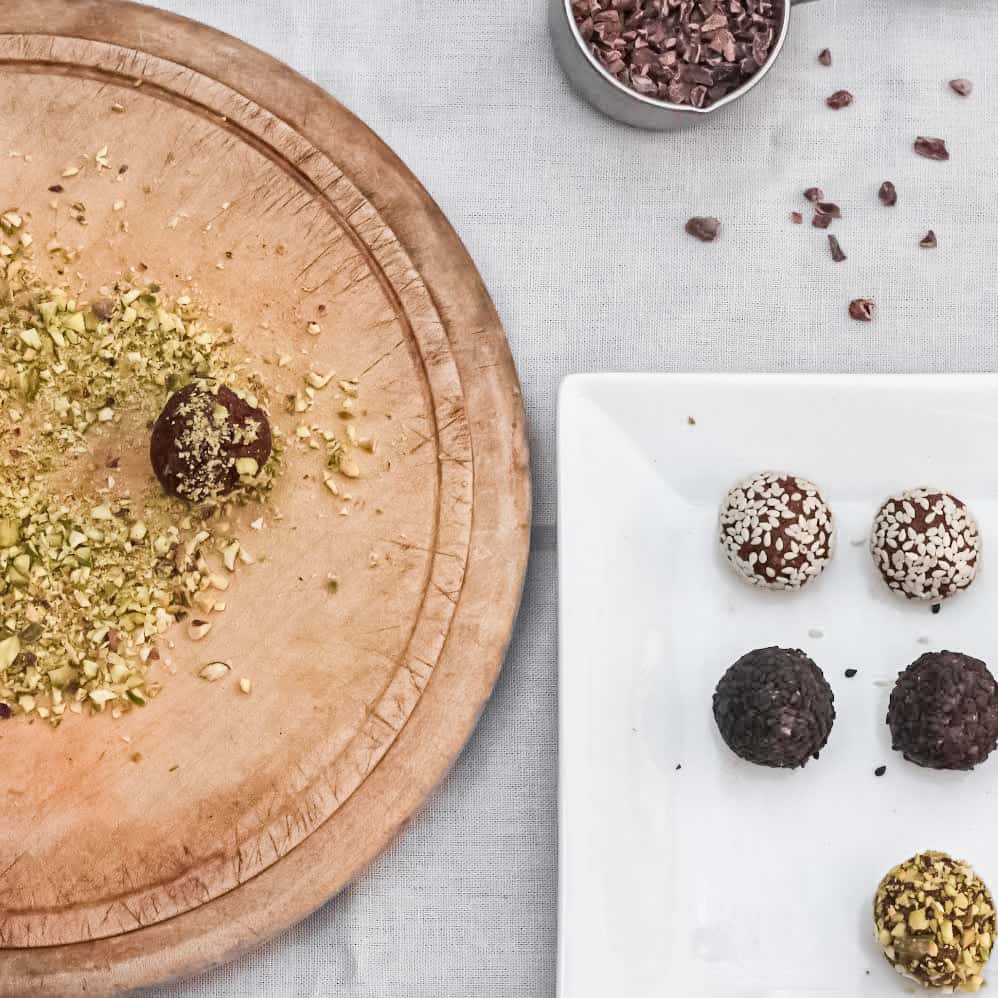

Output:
xmin=150 ymin=381 xmax=272 ymax=503
xmin=718 ymin=471 xmax=833 ymax=591
xmin=871 ymin=488 xmax=980 ymax=603
xmin=875 ymin=850 xmax=995 ymax=993
xmin=887 ymin=651 xmax=998 ymax=771
xmin=712 ymin=647 xmax=835 ymax=768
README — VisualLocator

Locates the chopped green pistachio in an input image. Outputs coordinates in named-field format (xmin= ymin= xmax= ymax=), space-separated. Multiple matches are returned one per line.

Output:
xmin=0 ymin=635 xmax=20 ymax=669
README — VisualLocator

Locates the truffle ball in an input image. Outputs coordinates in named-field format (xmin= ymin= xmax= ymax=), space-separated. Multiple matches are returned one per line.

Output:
xmin=712 ymin=646 xmax=835 ymax=768
xmin=874 ymin=850 xmax=995 ymax=992
xmin=871 ymin=488 xmax=980 ymax=603
xmin=718 ymin=471 xmax=833 ymax=591
xmin=887 ymin=651 xmax=998 ymax=771
xmin=150 ymin=382 xmax=272 ymax=502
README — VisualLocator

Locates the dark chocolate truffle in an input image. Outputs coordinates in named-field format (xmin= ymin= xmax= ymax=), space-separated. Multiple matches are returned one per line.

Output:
xmin=718 ymin=471 xmax=834 ymax=591
xmin=150 ymin=382 xmax=272 ymax=502
xmin=874 ymin=850 xmax=995 ymax=992
xmin=712 ymin=646 xmax=836 ymax=768
xmin=887 ymin=651 xmax=998 ymax=770
xmin=870 ymin=488 xmax=980 ymax=602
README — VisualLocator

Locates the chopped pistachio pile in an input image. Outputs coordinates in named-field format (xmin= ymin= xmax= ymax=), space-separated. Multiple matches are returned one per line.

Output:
xmin=0 ymin=213 xmax=275 ymax=723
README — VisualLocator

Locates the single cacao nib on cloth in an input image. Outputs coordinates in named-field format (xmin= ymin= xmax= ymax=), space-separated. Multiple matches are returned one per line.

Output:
xmin=812 ymin=202 xmax=840 ymax=229
xmin=804 ymin=187 xmax=824 ymax=203
xmin=818 ymin=48 xmax=832 ymax=66
xmin=685 ymin=216 xmax=720 ymax=241
xmin=828 ymin=235 xmax=846 ymax=262
xmin=949 ymin=78 xmax=973 ymax=96
xmin=886 ymin=651 xmax=998 ymax=771
xmin=878 ymin=181 xmax=897 ymax=206
xmin=713 ymin=647 xmax=836 ymax=769
xmin=914 ymin=136 xmax=950 ymax=161
xmin=826 ymin=89 xmax=854 ymax=109
xmin=790 ymin=210 xmax=803 ymax=224
xmin=920 ymin=230 xmax=937 ymax=248
xmin=849 ymin=299 xmax=875 ymax=321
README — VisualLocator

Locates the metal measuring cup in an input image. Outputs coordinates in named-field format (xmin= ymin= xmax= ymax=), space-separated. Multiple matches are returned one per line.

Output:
xmin=550 ymin=0 xmax=819 ymax=130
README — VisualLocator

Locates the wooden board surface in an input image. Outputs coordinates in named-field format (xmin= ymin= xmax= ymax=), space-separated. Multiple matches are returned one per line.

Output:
xmin=0 ymin=2 xmax=530 ymax=992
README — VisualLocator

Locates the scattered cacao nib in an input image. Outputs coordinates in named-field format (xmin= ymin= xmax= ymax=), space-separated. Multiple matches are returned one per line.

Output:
xmin=949 ymin=78 xmax=973 ymax=97
xmin=790 ymin=211 xmax=803 ymax=224
xmin=878 ymin=181 xmax=897 ymax=207
xmin=818 ymin=48 xmax=832 ymax=66
xmin=48 ymin=184 xmax=64 ymax=194
xmin=812 ymin=201 xmax=841 ymax=229
xmin=685 ymin=216 xmax=720 ymax=242
xmin=919 ymin=230 xmax=937 ymax=249
xmin=569 ymin=0 xmax=784 ymax=109
xmin=826 ymin=89 xmax=854 ymax=110
xmin=804 ymin=187 xmax=824 ymax=203
xmin=0 ymin=703 xmax=10 ymax=720
xmin=845 ymin=668 xmax=858 ymax=678
xmin=931 ymin=603 xmax=941 ymax=614
xmin=828 ymin=235 xmax=847 ymax=262
xmin=874 ymin=765 xmax=887 ymax=777
xmin=914 ymin=136 xmax=949 ymax=161
xmin=849 ymin=298 xmax=875 ymax=322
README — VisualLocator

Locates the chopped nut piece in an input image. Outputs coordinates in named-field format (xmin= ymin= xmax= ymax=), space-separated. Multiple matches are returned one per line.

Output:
xmin=238 ymin=676 xmax=252 ymax=694
xmin=306 ymin=370 xmax=335 ymax=390
xmin=198 ymin=661 xmax=230 ymax=682
xmin=187 ymin=619 xmax=212 ymax=641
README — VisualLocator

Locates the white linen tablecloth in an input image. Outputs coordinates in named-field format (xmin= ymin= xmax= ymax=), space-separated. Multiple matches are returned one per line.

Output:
xmin=143 ymin=0 xmax=998 ymax=993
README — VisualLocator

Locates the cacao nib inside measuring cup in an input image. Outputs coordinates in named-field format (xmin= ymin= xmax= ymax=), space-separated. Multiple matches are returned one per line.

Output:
xmin=571 ymin=0 xmax=785 ymax=110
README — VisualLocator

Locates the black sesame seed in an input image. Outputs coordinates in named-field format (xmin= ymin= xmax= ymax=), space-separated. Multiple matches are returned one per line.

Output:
xmin=931 ymin=603 xmax=941 ymax=614
xmin=874 ymin=765 xmax=887 ymax=777
xmin=845 ymin=668 xmax=857 ymax=678
xmin=675 ymin=764 xmax=682 ymax=770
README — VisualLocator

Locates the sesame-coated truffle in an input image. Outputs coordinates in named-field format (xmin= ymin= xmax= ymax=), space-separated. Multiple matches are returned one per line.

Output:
xmin=887 ymin=651 xmax=998 ymax=771
xmin=871 ymin=489 xmax=980 ymax=603
xmin=874 ymin=850 xmax=995 ymax=992
xmin=150 ymin=382 xmax=272 ymax=503
xmin=718 ymin=471 xmax=833 ymax=591
xmin=712 ymin=646 xmax=835 ymax=768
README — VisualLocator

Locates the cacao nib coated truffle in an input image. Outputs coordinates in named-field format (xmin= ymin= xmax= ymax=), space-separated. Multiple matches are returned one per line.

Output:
xmin=870 ymin=488 xmax=980 ymax=603
xmin=712 ymin=647 xmax=836 ymax=768
xmin=150 ymin=382 xmax=272 ymax=502
xmin=718 ymin=471 xmax=834 ymax=591
xmin=874 ymin=850 xmax=995 ymax=993
xmin=887 ymin=651 xmax=998 ymax=771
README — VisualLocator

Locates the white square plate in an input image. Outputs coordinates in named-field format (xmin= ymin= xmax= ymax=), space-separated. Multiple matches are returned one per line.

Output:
xmin=557 ymin=373 xmax=998 ymax=998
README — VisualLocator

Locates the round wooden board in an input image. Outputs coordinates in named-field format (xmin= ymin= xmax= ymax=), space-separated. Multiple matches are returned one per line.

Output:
xmin=0 ymin=2 xmax=530 ymax=993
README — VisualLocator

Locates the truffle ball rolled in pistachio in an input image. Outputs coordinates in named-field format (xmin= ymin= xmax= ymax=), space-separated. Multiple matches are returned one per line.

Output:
xmin=887 ymin=651 xmax=998 ymax=771
xmin=712 ymin=646 xmax=835 ymax=768
xmin=874 ymin=850 xmax=995 ymax=992
xmin=150 ymin=382 xmax=272 ymax=502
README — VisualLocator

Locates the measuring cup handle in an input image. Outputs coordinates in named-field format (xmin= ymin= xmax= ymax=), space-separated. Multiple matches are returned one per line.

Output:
xmin=790 ymin=0 xmax=820 ymax=4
